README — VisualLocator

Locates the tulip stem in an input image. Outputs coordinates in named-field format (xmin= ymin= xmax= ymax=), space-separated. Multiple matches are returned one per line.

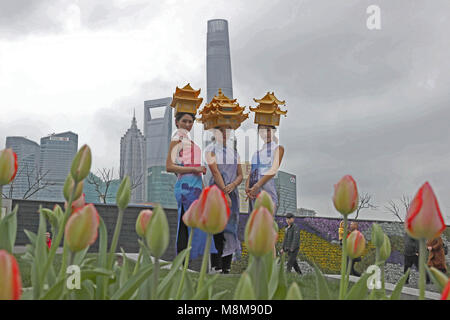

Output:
xmin=152 ymin=257 xmax=160 ymax=299
xmin=197 ymin=233 xmax=212 ymax=295
xmin=176 ymin=228 xmax=194 ymax=300
xmin=419 ymin=239 xmax=427 ymax=300
xmin=108 ymin=208 xmax=125 ymax=270
xmin=339 ymin=216 xmax=348 ymax=300
xmin=254 ymin=256 xmax=262 ymax=299
xmin=132 ymin=245 xmax=143 ymax=276
xmin=0 ymin=185 xmax=3 ymax=215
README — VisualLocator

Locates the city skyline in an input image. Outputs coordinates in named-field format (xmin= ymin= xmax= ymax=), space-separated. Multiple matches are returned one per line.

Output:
xmin=1 ymin=1 xmax=450 ymax=221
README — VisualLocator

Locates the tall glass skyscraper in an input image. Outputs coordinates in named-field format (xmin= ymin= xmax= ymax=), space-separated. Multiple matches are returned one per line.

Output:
xmin=206 ymin=19 xmax=233 ymax=102
xmin=274 ymin=171 xmax=298 ymax=215
xmin=39 ymin=131 xmax=78 ymax=201
xmin=3 ymin=137 xmax=40 ymax=199
xmin=120 ymin=113 xmax=145 ymax=203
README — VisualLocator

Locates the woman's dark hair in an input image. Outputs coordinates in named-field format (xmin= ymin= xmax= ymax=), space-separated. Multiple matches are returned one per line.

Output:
xmin=175 ymin=112 xmax=195 ymax=122
xmin=258 ymin=124 xmax=276 ymax=130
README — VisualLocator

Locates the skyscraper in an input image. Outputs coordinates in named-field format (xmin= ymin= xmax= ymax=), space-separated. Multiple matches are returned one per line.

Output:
xmin=3 ymin=137 xmax=40 ymax=199
xmin=206 ymin=19 xmax=233 ymax=102
xmin=39 ymin=131 xmax=78 ymax=201
xmin=144 ymin=97 xmax=177 ymax=208
xmin=120 ymin=112 xmax=145 ymax=203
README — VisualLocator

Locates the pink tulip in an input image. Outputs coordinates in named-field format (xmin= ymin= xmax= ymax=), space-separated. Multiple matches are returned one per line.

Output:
xmin=405 ymin=182 xmax=446 ymax=240
xmin=136 ymin=209 xmax=153 ymax=237
xmin=65 ymin=204 xmax=99 ymax=252
xmin=254 ymin=190 xmax=275 ymax=216
xmin=0 ymin=250 xmax=22 ymax=300
xmin=0 ymin=149 xmax=18 ymax=186
xmin=182 ymin=199 xmax=201 ymax=228
xmin=441 ymin=280 xmax=450 ymax=300
xmin=64 ymin=193 xmax=86 ymax=212
xmin=245 ymin=207 xmax=278 ymax=257
xmin=346 ymin=230 xmax=366 ymax=259
xmin=333 ymin=175 xmax=359 ymax=215
xmin=196 ymin=185 xmax=230 ymax=234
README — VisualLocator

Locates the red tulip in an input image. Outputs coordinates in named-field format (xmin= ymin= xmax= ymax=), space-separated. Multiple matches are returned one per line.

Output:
xmin=64 ymin=193 xmax=86 ymax=212
xmin=136 ymin=209 xmax=153 ymax=237
xmin=0 ymin=250 xmax=22 ymax=300
xmin=346 ymin=230 xmax=366 ymax=259
xmin=333 ymin=175 xmax=358 ymax=215
xmin=197 ymin=185 xmax=230 ymax=234
xmin=405 ymin=182 xmax=446 ymax=240
xmin=245 ymin=207 xmax=278 ymax=257
xmin=0 ymin=149 xmax=18 ymax=185
xmin=441 ymin=280 xmax=450 ymax=300
xmin=65 ymin=204 xmax=99 ymax=252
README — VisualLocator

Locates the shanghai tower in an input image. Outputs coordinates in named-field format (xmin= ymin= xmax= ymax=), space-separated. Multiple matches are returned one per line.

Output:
xmin=206 ymin=19 xmax=233 ymax=102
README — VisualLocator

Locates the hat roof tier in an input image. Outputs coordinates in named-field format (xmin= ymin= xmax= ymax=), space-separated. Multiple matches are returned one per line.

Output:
xmin=170 ymin=83 xmax=203 ymax=116
xmin=198 ymin=88 xmax=248 ymax=130
xmin=250 ymin=92 xmax=287 ymax=126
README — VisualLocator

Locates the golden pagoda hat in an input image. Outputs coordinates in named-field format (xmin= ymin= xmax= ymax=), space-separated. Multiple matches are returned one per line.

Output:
xmin=170 ymin=83 xmax=203 ymax=116
xmin=197 ymin=88 xmax=249 ymax=130
xmin=250 ymin=91 xmax=287 ymax=127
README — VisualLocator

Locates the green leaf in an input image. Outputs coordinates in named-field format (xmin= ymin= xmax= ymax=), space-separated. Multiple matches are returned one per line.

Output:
xmin=119 ymin=248 xmax=131 ymax=287
xmin=427 ymin=266 xmax=448 ymax=291
xmin=312 ymin=262 xmax=332 ymax=300
xmin=233 ymin=272 xmax=256 ymax=300
xmin=270 ymin=254 xmax=288 ymax=300
xmin=192 ymin=275 xmax=219 ymax=300
xmin=34 ymin=210 xmax=49 ymax=299
xmin=345 ymin=272 xmax=370 ymax=300
xmin=73 ymin=246 xmax=90 ymax=266
xmin=0 ymin=205 xmax=18 ymax=253
xmin=285 ymin=282 xmax=303 ymax=300
xmin=157 ymin=247 xmax=190 ymax=297
xmin=110 ymin=264 xmax=154 ymax=300
xmin=40 ymin=278 xmax=66 ymax=300
xmin=390 ymin=269 xmax=410 ymax=300
xmin=181 ymin=272 xmax=195 ymax=300
xmin=82 ymin=268 xmax=115 ymax=282
xmin=73 ymin=280 xmax=95 ymax=300
xmin=212 ymin=290 xmax=229 ymax=300
xmin=95 ymin=216 xmax=108 ymax=300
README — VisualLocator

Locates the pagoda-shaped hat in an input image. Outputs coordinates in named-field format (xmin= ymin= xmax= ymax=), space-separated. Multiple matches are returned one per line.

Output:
xmin=250 ymin=92 xmax=287 ymax=127
xmin=170 ymin=83 xmax=203 ymax=116
xmin=197 ymin=88 xmax=248 ymax=130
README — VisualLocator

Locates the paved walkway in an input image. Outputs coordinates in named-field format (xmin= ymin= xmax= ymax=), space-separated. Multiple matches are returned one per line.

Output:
xmin=324 ymin=274 xmax=441 ymax=300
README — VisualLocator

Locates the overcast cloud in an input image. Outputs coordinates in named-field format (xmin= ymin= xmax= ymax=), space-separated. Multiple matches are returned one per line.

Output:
xmin=1 ymin=0 xmax=449 ymax=221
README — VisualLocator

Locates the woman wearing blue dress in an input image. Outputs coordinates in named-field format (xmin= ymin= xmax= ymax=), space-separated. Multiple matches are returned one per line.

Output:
xmin=166 ymin=112 xmax=217 ymax=260
xmin=204 ymin=126 xmax=243 ymax=274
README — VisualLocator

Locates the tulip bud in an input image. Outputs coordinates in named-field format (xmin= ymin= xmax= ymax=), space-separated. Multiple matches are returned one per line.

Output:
xmin=0 ymin=149 xmax=18 ymax=186
xmin=0 ymin=250 xmax=22 ymax=300
xmin=136 ymin=209 xmax=153 ymax=238
xmin=145 ymin=205 xmax=169 ymax=258
xmin=65 ymin=204 xmax=99 ymax=252
xmin=333 ymin=175 xmax=358 ymax=215
xmin=182 ymin=199 xmax=200 ymax=229
xmin=371 ymin=223 xmax=385 ymax=248
xmin=197 ymin=185 xmax=230 ymax=235
xmin=233 ymin=272 xmax=256 ymax=300
xmin=286 ymin=282 xmax=303 ymax=300
xmin=65 ymin=193 xmax=86 ymax=212
xmin=441 ymin=280 xmax=450 ymax=300
xmin=70 ymin=145 xmax=92 ymax=183
xmin=116 ymin=176 xmax=131 ymax=210
xmin=245 ymin=207 xmax=278 ymax=257
xmin=429 ymin=267 xmax=449 ymax=289
xmin=379 ymin=234 xmax=391 ymax=261
xmin=63 ymin=175 xmax=84 ymax=201
xmin=346 ymin=230 xmax=366 ymax=259
xmin=405 ymin=182 xmax=446 ymax=240
xmin=254 ymin=191 xmax=275 ymax=215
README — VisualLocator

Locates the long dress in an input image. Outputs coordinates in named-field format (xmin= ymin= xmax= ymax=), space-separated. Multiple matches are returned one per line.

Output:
xmin=204 ymin=140 xmax=241 ymax=271
xmin=248 ymin=141 xmax=280 ymax=214
xmin=173 ymin=129 xmax=217 ymax=260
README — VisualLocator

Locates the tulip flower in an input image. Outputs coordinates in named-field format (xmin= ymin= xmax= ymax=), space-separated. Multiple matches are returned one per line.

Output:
xmin=405 ymin=182 xmax=446 ymax=240
xmin=371 ymin=223 xmax=385 ymax=248
xmin=0 ymin=250 xmax=22 ymax=300
xmin=441 ymin=280 xmax=450 ymax=300
xmin=136 ymin=209 xmax=153 ymax=238
xmin=64 ymin=193 xmax=86 ymax=212
xmin=196 ymin=185 xmax=230 ymax=235
xmin=254 ymin=191 xmax=274 ymax=215
xmin=116 ymin=176 xmax=131 ymax=210
xmin=245 ymin=207 xmax=278 ymax=257
xmin=145 ymin=205 xmax=169 ymax=259
xmin=0 ymin=149 xmax=18 ymax=186
xmin=346 ymin=230 xmax=366 ymax=259
xmin=379 ymin=234 xmax=391 ymax=262
xmin=63 ymin=175 xmax=84 ymax=202
xmin=333 ymin=175 xmax=358 ymax=215
xmin=70 ymin=145 xmax=92 ymax=183
xmin=65 ymin=204 xmax=99 ymax=252
xmin=182 ymin=199 xmax=200 ymax=229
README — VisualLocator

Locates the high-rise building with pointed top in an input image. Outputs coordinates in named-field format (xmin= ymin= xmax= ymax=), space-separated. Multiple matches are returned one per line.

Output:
xmin=120 ymin=111 xmax=145 ymax=203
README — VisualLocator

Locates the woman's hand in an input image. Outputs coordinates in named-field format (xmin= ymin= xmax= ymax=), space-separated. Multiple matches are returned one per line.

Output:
xmin=248 ymin=184 xmax=260 ymax=199
xmin=193 ymin=166 xmax=207 ymax=174
xmin=225 ymin=193 xmax=232 ymax=207
xmin=223 ymin=182 xmax=235 ymax=194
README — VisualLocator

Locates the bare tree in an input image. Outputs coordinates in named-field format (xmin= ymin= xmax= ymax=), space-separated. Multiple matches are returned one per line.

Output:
xmin=354 ymin=192 xmax=377 ymax=220
xmin=385 ymin=195 xmax=411 ymax=223
xmin=1 ymin=163 xmax=56 ymax=200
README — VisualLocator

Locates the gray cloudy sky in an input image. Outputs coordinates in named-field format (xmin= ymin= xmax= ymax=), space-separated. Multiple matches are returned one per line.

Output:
xmin=1 ymin=0 xmax=449 ymax=222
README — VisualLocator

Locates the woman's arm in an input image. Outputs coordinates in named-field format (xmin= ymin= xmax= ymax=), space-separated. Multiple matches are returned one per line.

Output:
xmin=224 ymin=163 xmax=243 ymax=194
xmin=205 ymin=151 xmax=227 ymax=191
xmin=249 ymin=146 xmax=285 ymax=197
xmin=166 ymin=140 xmax=204 ymax=175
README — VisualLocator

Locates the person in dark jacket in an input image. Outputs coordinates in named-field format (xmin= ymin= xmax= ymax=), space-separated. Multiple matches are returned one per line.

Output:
xmin=403 ymin=233 xmax=419 ymax=284
xmin=281 ymin=213 xmax=301 ymax=274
